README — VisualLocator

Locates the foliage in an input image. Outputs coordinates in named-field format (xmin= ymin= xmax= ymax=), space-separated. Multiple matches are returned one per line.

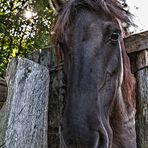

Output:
xmin=0 ymin=0 xmax=54 ymax=77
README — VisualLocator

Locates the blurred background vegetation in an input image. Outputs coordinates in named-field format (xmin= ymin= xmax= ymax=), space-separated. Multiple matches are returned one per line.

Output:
xmin=0 ymin=0 xmax=55 ymax=77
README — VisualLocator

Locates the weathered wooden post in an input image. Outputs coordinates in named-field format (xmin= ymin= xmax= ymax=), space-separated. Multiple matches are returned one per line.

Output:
xmin=0 ymin=57 xmax=49 ymax=148
xmin=125 ymin=31 xmax=148 ymax=148
xmin=0 ymin=48 xmax=64 ymax=148
xmin=27 ymin=47 xmax=65 ymax=147
xmin=0 ymin=78 xmax=7 ymax=108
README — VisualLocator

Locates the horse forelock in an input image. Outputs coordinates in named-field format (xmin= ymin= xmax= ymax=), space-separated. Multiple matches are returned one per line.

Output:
xmin=54 ymin=0 xmax=133 ymax=41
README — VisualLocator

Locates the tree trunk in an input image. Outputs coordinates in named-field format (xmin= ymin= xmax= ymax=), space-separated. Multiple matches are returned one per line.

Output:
xmin=0 ymin=57 xmax=49 ymax=148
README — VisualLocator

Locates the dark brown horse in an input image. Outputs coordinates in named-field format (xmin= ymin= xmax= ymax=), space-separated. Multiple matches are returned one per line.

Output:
xmin=54 ymin=0 xmax=137 ymax=147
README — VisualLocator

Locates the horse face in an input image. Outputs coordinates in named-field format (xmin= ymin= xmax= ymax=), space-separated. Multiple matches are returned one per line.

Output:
xmin=61 ymin=8 xmax=123 ymax=148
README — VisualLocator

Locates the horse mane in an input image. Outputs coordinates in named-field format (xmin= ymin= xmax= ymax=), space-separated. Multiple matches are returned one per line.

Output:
xmin=121 ymin=42 xmax=136 ymax=108
xmin=54 ymin=0 xmax=136 ymax=108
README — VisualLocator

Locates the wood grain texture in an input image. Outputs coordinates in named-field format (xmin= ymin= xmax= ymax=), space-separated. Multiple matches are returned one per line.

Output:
xmin=135 ymin=50 xmax=148 ymax=148
xmin=0 ymin=78 xmax=7 ymax=103
xmin=0 ymin=57 xmax=49 ymax=148
xmin=125 ymin=31 xmax=148 ymax=53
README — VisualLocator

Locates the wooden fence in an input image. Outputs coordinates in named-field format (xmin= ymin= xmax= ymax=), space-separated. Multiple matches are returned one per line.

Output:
xmin=0 ymin=31 xmax=147 ymax=148
xmin=125 ymin=31 xmax=148 ymax=148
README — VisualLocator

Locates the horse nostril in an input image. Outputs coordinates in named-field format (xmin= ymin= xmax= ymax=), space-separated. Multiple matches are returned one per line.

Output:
xmin=99 ymin=132 xmax=104 ymax=146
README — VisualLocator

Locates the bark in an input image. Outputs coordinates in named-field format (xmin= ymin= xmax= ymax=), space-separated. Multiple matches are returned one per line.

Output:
xmin=0 ymin=57 xmax=49 ymax=148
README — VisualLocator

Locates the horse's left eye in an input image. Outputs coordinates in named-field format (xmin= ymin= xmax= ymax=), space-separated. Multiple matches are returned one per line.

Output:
xmin=110 ymin=32 xmax=120 ymax=41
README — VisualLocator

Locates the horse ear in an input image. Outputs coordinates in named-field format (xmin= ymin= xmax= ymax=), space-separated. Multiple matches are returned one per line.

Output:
xmin=51 ymin=0 xmax=65 ymax=12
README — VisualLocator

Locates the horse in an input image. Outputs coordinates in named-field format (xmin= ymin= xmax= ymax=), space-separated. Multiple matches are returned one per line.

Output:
xmin=53 ymin=0 xmax=137 ymax=147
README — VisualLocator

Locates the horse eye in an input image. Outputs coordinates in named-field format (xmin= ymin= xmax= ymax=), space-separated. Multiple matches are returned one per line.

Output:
xmin=110 ymin=32 xmax=120 ymax=41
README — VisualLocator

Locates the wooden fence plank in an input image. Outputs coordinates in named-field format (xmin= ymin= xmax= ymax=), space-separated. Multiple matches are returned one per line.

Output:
xmin=0 ymin=57 xmax=49 ymax=148
xmin=125 ymin=31 xmax=148 ymax=53
xmin=135 ymin=50 xmax=148 ymax=148
xmin=0 ymin=78 xmax=7 ymax=103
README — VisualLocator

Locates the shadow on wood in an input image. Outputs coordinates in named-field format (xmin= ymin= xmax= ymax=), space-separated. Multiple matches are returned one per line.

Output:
xmin=0 ymin=78 xmax=7 ymax=108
